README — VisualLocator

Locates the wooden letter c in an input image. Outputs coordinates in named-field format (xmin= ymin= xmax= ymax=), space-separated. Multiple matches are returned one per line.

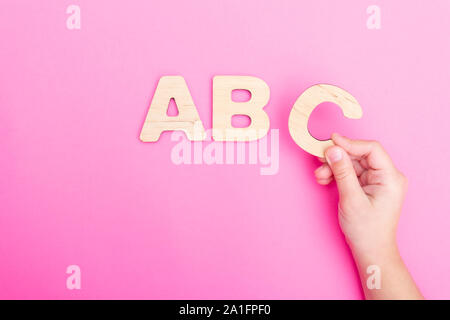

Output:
xmin=288 ymin=84 xmax=363 ymax=157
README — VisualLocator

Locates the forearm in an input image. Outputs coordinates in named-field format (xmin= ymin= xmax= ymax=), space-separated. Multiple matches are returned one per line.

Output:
xmin=351 ymin=245 xmax=424 ymax=300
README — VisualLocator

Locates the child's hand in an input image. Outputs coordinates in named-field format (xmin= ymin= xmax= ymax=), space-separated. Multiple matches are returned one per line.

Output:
xmin=314 ymin=133 xmax=423 ymax=299
xmin=314 ymin=133 xmax=407 ymax=254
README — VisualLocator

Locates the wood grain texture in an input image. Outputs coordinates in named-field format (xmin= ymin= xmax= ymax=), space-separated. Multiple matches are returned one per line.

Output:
xmin=288 ymin=84 xmax=362 ymax=157
xmin=140 ymin=76 xmax=206 ymax=142
xmin=213 ymin=76 xmax=270 ymax=141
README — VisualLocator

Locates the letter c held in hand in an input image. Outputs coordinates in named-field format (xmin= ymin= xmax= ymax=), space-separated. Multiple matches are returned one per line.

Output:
xmin=288 ymin=84 xmax=363 ymax=157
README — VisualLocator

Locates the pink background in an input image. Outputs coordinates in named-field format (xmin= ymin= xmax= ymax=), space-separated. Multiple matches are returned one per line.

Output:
xmin=1 ymin=0 xmax=450 ymax=299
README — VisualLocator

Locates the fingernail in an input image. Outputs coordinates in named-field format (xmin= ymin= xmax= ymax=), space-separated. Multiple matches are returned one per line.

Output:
xmin=326 ymin=147 xmax=342 ymax=163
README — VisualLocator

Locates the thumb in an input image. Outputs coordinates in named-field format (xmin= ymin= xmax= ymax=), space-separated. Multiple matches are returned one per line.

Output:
xmin=325 ymin=146 xmax=364 ymax=201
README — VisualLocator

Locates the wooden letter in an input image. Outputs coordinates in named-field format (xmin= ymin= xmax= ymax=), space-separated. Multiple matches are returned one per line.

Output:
xmin=140 ymin=76 xmax=206 ymax=142
xmin=213 ymin=76 xmax=270 ymax=141
xmin=288 ymin=84 xmax=362 ymax=157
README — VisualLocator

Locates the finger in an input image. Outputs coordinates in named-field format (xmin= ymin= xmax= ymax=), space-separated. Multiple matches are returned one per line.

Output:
xmin=325 ymin=146 xmax=365 ymax=201
xmin=352 ymin=160 xmax=365 ymax=176
xmin=317 ymin=157 xmax=326 ymax=163
xmin=317 ymin=177 xmax=333 ymax=185
xmin=359 ymin=170 xmax=369 ymax=186
xmin=314 ymin=164 xmax=333 ymax=180
xmin=331 ymin=133 xmax=394 ymax=170
xmin=359 ymin=157 xmax=369 ymax=169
